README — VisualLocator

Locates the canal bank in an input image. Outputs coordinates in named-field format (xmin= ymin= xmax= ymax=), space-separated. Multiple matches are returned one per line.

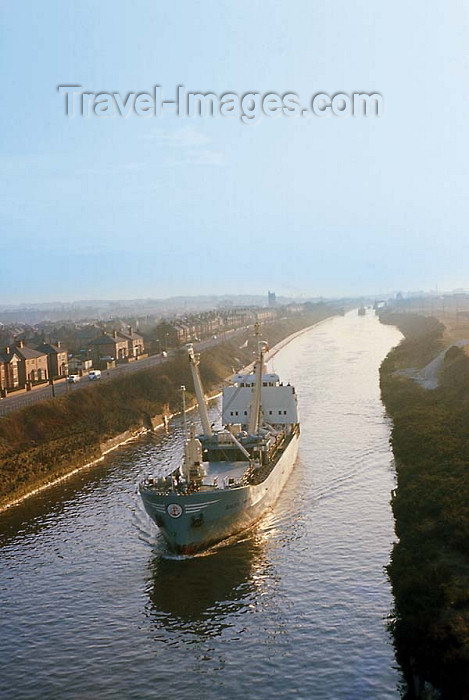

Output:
xmin=380 ymin=312 xmax=469 ymax=700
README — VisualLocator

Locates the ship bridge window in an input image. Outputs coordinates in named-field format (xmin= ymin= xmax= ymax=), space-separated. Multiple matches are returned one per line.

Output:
xmin=269 ymin=410 xmax=272 ymax=415
xmin=244 ymin=410 xmax=248 ymax=415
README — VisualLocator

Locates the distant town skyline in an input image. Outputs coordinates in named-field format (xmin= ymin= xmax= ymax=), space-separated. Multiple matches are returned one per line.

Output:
xmin=1 ymin=287 xmax=467 ymax=307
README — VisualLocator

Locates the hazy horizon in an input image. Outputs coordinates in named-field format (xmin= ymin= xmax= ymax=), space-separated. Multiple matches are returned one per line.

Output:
xmin=3 ymin=288 xmax=467 ymax=309
xmin=2 ymin=2 xmax=468 ymax=304
xmin=2 ymin=287 xmax=468 ymax=321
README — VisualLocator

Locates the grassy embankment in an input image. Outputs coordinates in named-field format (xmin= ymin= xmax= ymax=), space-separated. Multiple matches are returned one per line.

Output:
xmin=380 ymin=312 xmax=469 ymax=699
xmin=0 ymin=308 xmax=333 ymax=509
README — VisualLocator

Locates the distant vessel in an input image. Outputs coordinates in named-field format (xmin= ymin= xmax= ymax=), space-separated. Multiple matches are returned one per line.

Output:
xmin=139 ymin=327 xmax=300 ymax=554
xmin=358 ymin=306 xmax=366 ymax=316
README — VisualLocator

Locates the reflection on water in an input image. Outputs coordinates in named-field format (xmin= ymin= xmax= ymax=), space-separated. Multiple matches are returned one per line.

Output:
xmin=146 ymin=533 xmax=269 ymax=637
xmin=0 ymin=313 xmax=404 ymax=700
xmin=0 ymin=464 xmax=109 ymax=547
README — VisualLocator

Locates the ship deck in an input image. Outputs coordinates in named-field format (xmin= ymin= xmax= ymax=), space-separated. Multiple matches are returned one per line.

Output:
xmin=202 ymin=460 xmax=249 ymax=486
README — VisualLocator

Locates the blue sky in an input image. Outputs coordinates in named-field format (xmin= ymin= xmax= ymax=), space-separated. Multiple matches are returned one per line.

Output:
xmin=1 ymin=1 xmax=468 ymax=304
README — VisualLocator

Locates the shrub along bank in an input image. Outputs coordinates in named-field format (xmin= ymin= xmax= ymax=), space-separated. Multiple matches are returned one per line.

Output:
xmin=380 ymin=312 xmax=469 ymax=699
xmin=0 ymin=307 xmax=334 ymax=509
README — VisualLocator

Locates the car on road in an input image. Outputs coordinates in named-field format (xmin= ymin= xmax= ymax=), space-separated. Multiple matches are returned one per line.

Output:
xmin=67 ymin=374 xmax=80 ymax=383
xmin=88 ymin=370 xmax=102 ymax=381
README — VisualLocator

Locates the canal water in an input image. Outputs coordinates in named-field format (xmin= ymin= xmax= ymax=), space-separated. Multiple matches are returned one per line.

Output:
xmin=0 ymin=312 xmax=403 ymax=700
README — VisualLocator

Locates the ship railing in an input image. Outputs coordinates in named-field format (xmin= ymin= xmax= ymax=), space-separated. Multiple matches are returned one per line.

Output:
xmin=222 ymin=476 xmax=243 ymax=489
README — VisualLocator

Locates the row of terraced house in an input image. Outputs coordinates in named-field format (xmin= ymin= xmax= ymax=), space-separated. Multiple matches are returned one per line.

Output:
xmin=0 ymin=304 xmax=302 ymax=393
xmin=154 ymin=308 xmax=278 ymax=347
xmin=0 ymin=326 xmax=145 ymax=394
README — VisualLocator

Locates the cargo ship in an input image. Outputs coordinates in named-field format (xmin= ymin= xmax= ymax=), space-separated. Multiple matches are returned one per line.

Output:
xmin=139 ymin=328 xmax=300 ymax=554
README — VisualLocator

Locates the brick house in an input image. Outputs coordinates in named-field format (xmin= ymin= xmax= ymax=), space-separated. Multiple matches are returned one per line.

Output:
xmin=0 ymin=348 xmax=21 ymax=392
xmin=117 ymin=327 xmax=145 ymax=357
xmin=90 ymin=331 xmax=129 ymax=362
xmin=35 ymin=341 xmax=68 ymax=378
xmin=13 ymin=341 xmax=49 ymax=385
xmin=67 ymin=357 xmax=93 ymax=374
xmin=255 ymin=310 xmax=277 ymax=323
xmin=154 ymin=321 xmax=186 ymax=348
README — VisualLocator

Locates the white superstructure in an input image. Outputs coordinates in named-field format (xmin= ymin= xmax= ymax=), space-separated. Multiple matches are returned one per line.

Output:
xmin=222 ymin=372 xmax=299 ymax=428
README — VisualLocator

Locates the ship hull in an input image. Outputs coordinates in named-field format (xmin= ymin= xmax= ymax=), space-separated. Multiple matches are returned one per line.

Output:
xmin=140 ymin=430 xmax=300 ymax=554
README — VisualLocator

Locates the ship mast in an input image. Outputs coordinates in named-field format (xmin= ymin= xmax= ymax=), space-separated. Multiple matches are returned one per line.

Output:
xmin=187 ymin=344 xmax=213 ymax=437
xmin=180 ymin=385 xmax=187 ymax=439
xmin=248 ymin=324 xmax=267 ymax=435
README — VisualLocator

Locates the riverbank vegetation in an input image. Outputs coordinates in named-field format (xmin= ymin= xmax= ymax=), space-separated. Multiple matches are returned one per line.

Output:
xmin=0 ymin=307 xmax=334 ymax=509
xmin=380 ymin=312 xmax=469 ymax=699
